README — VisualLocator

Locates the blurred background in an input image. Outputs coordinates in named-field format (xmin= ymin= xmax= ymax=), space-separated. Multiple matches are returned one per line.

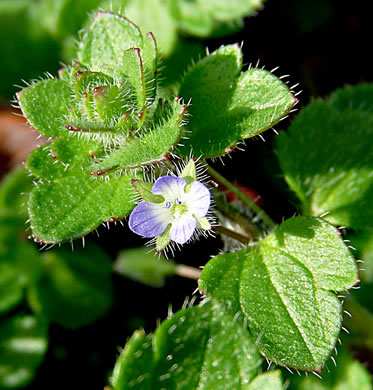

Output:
xmin=0 ymin=0 xmax=372 ymax=388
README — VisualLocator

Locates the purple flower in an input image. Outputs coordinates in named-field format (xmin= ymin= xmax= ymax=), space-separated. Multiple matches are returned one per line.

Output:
xmin=129 ymin=176 xmax=211 ymax=245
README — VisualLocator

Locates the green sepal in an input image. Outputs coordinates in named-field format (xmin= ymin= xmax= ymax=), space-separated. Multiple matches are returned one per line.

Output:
xmin=131 ymin=180 xmax=164 ymax=203
xmin=156 ymin=224 xmax=172 ymax=252
xmin=180 ymin=158 xmax=197 ymax=184
xmin=195 ymin=216 xmax=211 ymax=230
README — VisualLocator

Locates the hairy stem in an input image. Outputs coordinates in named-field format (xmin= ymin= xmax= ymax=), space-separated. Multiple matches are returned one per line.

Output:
xmin=213 ymin=225 xmax=251 ymax=245
xmin=207 ymin=164 xmax=277 ymax=229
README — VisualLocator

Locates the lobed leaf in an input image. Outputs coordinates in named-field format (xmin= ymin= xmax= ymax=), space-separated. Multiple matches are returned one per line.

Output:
xmin=179 ymin=44 xmax=296 ymax=157
xmin=199 ymin=216 xmax=358 ymax=370
xmin=277 ymin=86 xmax=373 ymax=230
xmin=111 ymin=300 xmax=262 ymax=389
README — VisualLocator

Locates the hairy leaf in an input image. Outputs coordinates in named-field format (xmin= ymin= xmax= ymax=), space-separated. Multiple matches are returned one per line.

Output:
xmin=78 ymin=11 xmax=143 ymax=72
xmin=17 ymin=78 xmax=72 ymax=137
xmin=277 ymin=85 xmax=373 ymax=230
xmin=111 ymin=300 xmax=262 ymax=389
xmin=179 ymin=44 xmax=296 ymax=157
xmin=199 ymin=216 xmax=358 ymax=370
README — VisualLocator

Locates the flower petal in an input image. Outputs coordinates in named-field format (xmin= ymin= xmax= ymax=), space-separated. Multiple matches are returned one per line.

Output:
xmin=170 ymin=214 xmax=197 ymax=244
xmin=185 ymin=181 xmax=210 ymax=217
xmin=129 ymin=202 xmax=172 ymax=238
xmin=152 ymin=176 xmax=186 ymax=202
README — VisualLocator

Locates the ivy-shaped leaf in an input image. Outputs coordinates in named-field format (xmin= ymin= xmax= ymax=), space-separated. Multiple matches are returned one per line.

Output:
xmin=0 ymin=315 xmax=48 ymax=389
xmin=28 ymin=244 xmax=113 ymax=328
xmin=199 ymin=216 xmax=358 ymax=371
xmin=178 ymin=44 xmax=296 ymax=157
xmin=276 ymin=84 xmax=373 ymax=230
xmin=111 ymin=300 xmax=262 ymax=389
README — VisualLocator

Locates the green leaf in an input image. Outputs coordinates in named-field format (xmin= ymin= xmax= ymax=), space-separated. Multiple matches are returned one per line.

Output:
xmin=28 ymin=244 xmax=113 ymax=328
xmin=78 ymin=11 xmax=143 ymax=73
xmin=0 ymin=315 xmax=48 ymax=389
xmin=0 ymin=214 xmax=42 ymax=290
xmin=329 ymin=83 xmax=373 ymax=114
xmin=28 ymin=172 xmax=135 ymax=243
xmin=17 ymin=78 xmax=73 ymax=137
xmin=38 ymin=0 xmax=102 ymax=39
xmin=199 ymin=0 xmax=262 ymax=22
xmin=289 ymin=348 xmax=373 ymax=390
xmin=121 ymin=48 xmax=146 ymax=110
xmin=171 ymin=0 xmax=263 ymax=37
xmin=179 ymin=45 xmax=296 ymax=157
xmin=0 ymin=167 xmax=34 ymax=218
xmin=125 ymin=0 xmax=177 ymax=57
xmin=111 ymin=329 xmax=154 ymax=389
xmin=111 ymin=300 xmax=262 ymax=389
xmin=199 ymin=216 xmax=358 ymax=370
xmin=0 ymin=263 xmax=23 ymax=314
xmin=247 ymin=370 xmax=283 ymax=390
xmin=114 ymin=247 xmax=176 ymax=287
xmin=26 ymin=135 xmax=137 ymax=243
xmin=95 ymin=100 xmax=187 ymax=171
xmin=277 ymin=86 xmax=373 ymax=230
